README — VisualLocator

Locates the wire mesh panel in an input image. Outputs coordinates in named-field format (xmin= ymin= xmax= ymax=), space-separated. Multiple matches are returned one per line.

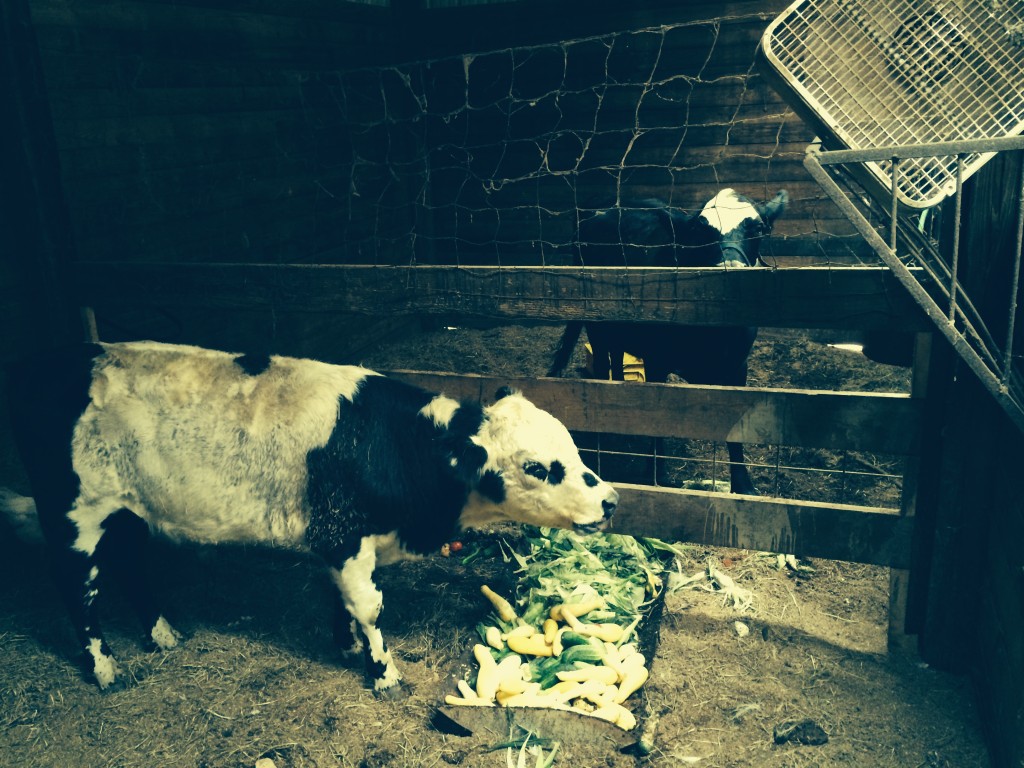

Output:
xmin=759 ymin=0 xmax=1024 ymax=207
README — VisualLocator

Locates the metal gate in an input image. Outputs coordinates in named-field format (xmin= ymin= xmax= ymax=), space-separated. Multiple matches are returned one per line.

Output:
xmin=804 ymin=136 xmax=1024 ymax=432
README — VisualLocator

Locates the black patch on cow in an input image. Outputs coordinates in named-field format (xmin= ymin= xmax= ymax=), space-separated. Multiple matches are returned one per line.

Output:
xmin=494 ymin=386 xmax=518 ymax=400
xmin=363 ymin=643 xmax=389 ymax=687
xmin=548 ymin=461 xmax=565 ymax=485
xmin=524 ymin=461 xmax=547 ymax=481
xmin=583 ymin=472 xmax=599 ymax=488
xmin=478 ymin=470 xmax=506 ymax=504
xmin=306 ymin=376 xmax=484 ymax=560
xmin=233 ymin=353 xmax=271 ymax=376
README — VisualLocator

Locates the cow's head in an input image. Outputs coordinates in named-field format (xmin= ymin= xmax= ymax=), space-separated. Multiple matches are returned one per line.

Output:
xmin=457 ymin=388 xmax=618 ymax=533
xmin=696 ymin=188 xmax=788 ymax=267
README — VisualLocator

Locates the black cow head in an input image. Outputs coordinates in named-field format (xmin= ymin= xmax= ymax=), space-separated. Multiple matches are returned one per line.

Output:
xmin=696 ymin=188 xmax=789 ymax=267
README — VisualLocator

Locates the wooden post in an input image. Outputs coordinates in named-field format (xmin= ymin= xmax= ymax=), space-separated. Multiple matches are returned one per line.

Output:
xmin=0 ymin=0 xmax=85 ymax=351
xmin=887 ymin=331 xmax=950 ymax=651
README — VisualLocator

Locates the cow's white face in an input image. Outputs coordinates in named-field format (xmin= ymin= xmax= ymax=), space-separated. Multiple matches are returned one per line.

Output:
xmin=698 ymin=187 xmax=788 ymax=268
xmin=458 ymin=390 xmax=618 ymax=532
xmin=700 ymin=188 xmax=761 ymax=236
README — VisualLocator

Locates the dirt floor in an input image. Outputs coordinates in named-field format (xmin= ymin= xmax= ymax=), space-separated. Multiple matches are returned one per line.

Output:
xmin=0 ymin=325 xmax=993 ymax=767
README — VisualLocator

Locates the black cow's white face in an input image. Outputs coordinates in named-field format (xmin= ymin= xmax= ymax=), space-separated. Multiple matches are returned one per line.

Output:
xmin=458 ymin=390 xmax=618 ymax=533
xmin=699 ymin=188 xmax=788 ymax=267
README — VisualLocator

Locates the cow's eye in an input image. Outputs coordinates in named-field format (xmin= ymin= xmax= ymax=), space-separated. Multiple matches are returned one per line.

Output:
xmin=523 ymin=461 xmax=548 ymax=481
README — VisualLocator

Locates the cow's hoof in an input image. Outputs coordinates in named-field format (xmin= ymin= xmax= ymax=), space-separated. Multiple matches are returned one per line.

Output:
xmin=82 ymin=645 xmax=122 ymax=692
xmin=98 ymin=677 xmax=130 ymax=693
xmin=732 ymin=482 xmax=760 ymax=496
xmin=142 ymin=616 xmax=184 ymax=652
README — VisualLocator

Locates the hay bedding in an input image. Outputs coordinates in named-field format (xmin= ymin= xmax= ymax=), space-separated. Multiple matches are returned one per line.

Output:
xmin=0 ymin=326 xmax=991 ymax=767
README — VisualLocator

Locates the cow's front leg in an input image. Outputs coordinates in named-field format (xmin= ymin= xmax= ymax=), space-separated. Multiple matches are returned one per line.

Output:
xmin=328 ymin=537 xmax=404 ymax=696
xmin=727 ymin=441 xmax=758 ymax=495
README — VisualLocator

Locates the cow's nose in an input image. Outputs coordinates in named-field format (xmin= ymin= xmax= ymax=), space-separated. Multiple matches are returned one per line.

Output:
xmin=602 ymin=494 xmax=618 ymax=519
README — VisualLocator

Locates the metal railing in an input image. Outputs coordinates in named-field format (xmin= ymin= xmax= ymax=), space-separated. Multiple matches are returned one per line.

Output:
xmin=804 ymin=135 xmax=1024 ymax=433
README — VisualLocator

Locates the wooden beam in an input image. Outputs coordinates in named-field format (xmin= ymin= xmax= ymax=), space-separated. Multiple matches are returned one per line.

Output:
xmin=609 ymin=483 xmax=910 ymax=568
xmin=72 ymin=263 xmax=931 ymax=331
xmin=1 ymin=0 xmax=85 ymax=351
xmin=386 ymin=371 xmax=921 ymax=455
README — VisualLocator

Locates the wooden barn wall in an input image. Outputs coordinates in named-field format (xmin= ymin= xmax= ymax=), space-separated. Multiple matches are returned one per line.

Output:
xmin=18 ymin=0 xmax=424 ymax=361
xmin=31 ymin=0 xmax=862 ymax=274
xmin=10 ymin=0 xmax=866 ymax=358
xmin=29 ymin=0 xmax=397 ymax=266
xmin=921 ymin=151 xmax=1024 ymax=768
xmin=343 ymin=0 xmax=863 ymax=265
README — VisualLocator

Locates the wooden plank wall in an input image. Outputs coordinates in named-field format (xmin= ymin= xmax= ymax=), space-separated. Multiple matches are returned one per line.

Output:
xmin=30 ymin=0 xmax=865 ymax=271
xmin=375 ymin=0 xmax=865 ymax=265
xmin=25 ymin=0 xmax=425 ymax=358
xmin=30 ymin=0 xmax=398 ymax=267
xmin=20 ymin=0 xmax=872 ymax=356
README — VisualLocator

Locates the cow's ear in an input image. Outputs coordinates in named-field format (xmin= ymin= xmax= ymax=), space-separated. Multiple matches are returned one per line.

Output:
xmin=439 ymin=403 xmax=490 ymax=485
xmin=758 ymin=190 xmax=789 ymax=226
xmin=494 ymin=386 xmax=519 ymax=401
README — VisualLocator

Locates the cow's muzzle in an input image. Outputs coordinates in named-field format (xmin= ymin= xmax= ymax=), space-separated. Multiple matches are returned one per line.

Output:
xmin=575 ymin=491 xmax=618 ymax=534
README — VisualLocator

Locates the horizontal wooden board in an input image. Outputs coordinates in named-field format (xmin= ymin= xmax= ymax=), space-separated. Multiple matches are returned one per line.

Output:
xmin=405 ymin=1 xmax=788 ymax=63
xmin=610 ymin=483 xmax=910 ymax=568
xmin=384 ymin=371 xmax=921 ymax=455
xmin=31 ymin=0 xmax=391 ymax=66
xmin=73 ymin=264 xmax=931 ymax=331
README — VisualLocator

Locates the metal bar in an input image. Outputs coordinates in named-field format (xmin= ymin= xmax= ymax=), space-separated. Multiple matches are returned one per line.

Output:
xmin=1003 ymin=157 xmax=1024 ymax=390
xmin=890 ymin=158 xmax=899 ymax=253
xmin=816 ymin=136 xmax=1024 ymax=166
xmin=804 ymin=146 xmax=1024 ymax=434
xmin=948 ymin=156 xmax=964 ymax=324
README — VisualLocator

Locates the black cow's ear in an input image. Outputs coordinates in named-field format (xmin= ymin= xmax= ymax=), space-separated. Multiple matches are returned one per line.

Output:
xmin=440 ymin=404 xmax=489 ymax=485
xmin=758 ymin=190 xmax=789 ymax=225
xmin=451 ymin=442 xmax=488 ymax=485
xmin=494 ymin=386 xmax=519 ymax=401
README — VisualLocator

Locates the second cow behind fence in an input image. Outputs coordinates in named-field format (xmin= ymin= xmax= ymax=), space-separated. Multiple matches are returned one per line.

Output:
xmin=548 ymin=188 xmax=789 ymax=495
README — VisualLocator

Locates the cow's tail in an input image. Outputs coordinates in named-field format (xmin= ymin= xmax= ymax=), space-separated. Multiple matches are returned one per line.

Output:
xmin=547 ymin=322 xmax=584 ymax=377
xmin=0 ymin=488 xmax=43 ymax=543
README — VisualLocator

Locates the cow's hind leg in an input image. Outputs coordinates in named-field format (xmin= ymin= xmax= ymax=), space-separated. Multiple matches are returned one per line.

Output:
xmin=723 ymin=350 xmax=759 ymax=496
xmin=44 ymin=501 xmax=125 ymax=689
xmin=327 ymin=537 xmax=404 ymax=696
xmin=726 ymin=442 xmax=758 ymax=496
xmin=96 ymin=509 xmax=182 ymax=653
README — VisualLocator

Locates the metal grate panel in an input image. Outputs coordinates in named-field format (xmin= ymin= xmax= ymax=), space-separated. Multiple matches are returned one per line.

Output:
xmin=760 ymin=0 xmax=1024 ymax=208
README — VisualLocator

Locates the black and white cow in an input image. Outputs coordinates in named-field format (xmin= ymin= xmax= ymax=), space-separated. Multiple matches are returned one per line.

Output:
xmin=548 ymin=188 xmax=788 ymax=495
xmin=4 ymin=341 xmax=618 ymax=694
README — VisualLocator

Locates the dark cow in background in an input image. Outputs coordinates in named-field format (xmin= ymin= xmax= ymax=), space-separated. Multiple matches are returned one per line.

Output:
xmin=3 ymin=341 xmax=618 ymax=695
xmin=549 ymin=188 xmax=789 ymax=495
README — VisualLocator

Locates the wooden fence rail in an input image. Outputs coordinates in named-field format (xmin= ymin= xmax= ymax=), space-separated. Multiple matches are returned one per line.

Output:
xmin=73 ymin=263 xmax=931 ymax=330
xmin=386 ymin=371 xmax=921 ymax=455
